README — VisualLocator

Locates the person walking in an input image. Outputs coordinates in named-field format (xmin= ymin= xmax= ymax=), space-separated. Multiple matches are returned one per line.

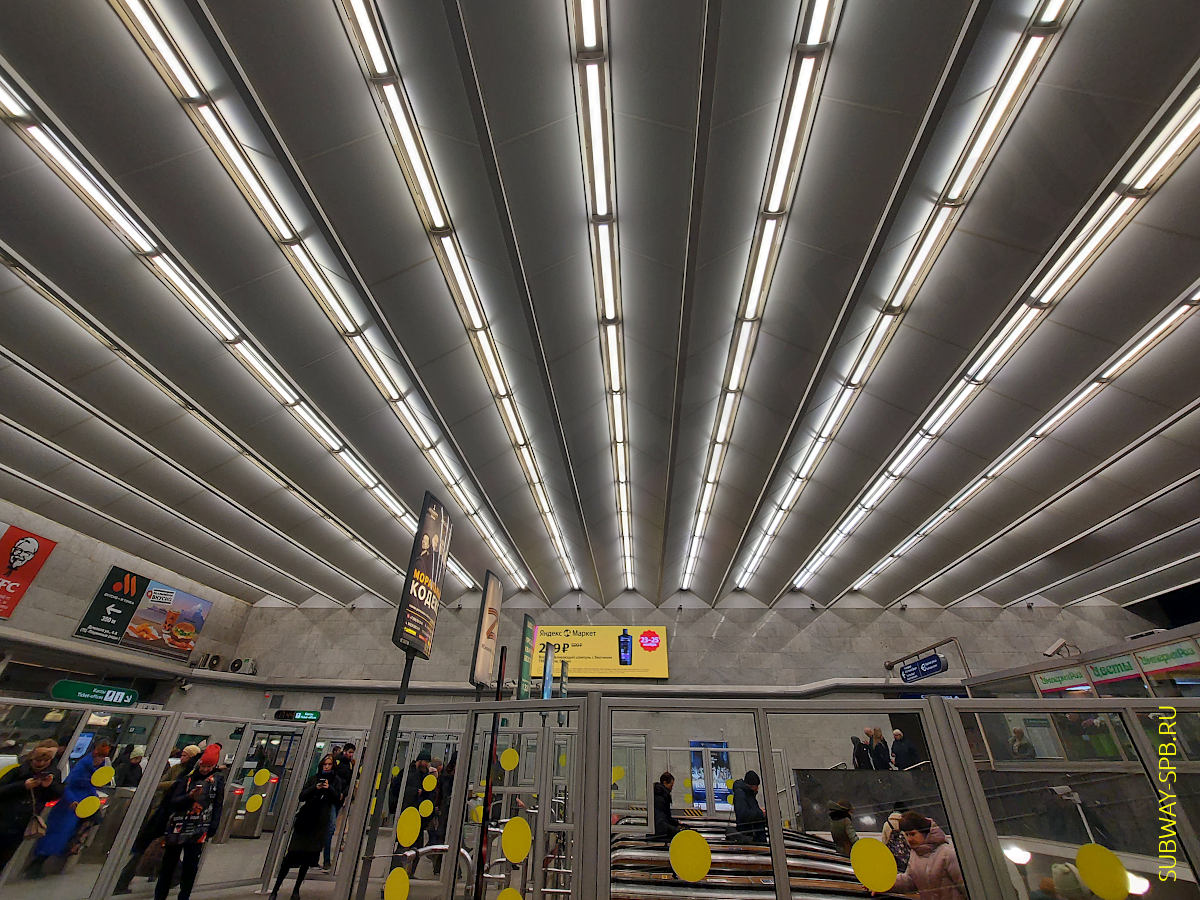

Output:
xmin=431 ymin=754 xmax=456 ymax=875
xmin=652 ymin=772 xmax=682 ymax=840
xmin=26 ymin=739 xmax=111 ymax=877
xmin=113 ymin=745 xmax=201 ymax=894
xmin=155 ymin=744 xmax=224 ymax=900
xmin=270 ymin=755 xmax=340 ymax=899
xmin=882 ymin=810 xmax=911 ymax=871
xmin=891 ymin=730 xmax=920 ymax=770
xmin=870 ymin=727 xmax=891 ymax=771
xmin=892 ymin=812 xmax=966 ymax=900
xmin=731 ymin=771 xmax=766 ymax=842
xmin=321 ymin=744 xmax=354 ymax=870
xmin=0 ymin=740 xmax=62 ymax=874
xmin=827 ymin=800 xmax=857 ymax=856
xmin=851 ymin=736 xmax=872 ymax=770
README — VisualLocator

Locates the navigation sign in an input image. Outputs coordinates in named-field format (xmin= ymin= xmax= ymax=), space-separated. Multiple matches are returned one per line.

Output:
xmin=273 ymin=710 xmax=320 ymax=722
xmin=516 ymin=614 xmax=535 ymax=700
xmin=899 ymin=652 xmax=948 ymax=684
xmin=50 ymin=679 xmax=139 ymax=706
xmin=75 ymin=566 xmax=212 ymax=661
xmin=76 ymin=566 xmax=142 ymax=644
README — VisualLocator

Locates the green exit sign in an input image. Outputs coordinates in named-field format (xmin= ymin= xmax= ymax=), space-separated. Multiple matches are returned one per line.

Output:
xmin=273 ymin=709 xmax=320 ymax=722
xmin=50 ymin=680 xmax=139 ymax=707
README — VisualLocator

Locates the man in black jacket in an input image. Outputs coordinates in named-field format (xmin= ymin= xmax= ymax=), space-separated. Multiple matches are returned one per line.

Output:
xmin=731 ymin=771 xmax=767 ymax=842
xmin=891 ymin=729 xmax=921 ymax=769
xmin=156 ymin=744 xmax=224 ymax=900
xmin=651 ymin=772 xmax=682 ymax=840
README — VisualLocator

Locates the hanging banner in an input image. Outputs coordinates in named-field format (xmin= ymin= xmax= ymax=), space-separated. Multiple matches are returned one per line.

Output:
xmin=532 ymin=625 xmax=668 ymax=679
xmin=541 ymin=642 xmax=556 ymax=700
xmin=0 ymin=523 xmax=56 ymax=618
xmin=392 ymin=491 xmax=453 ymax=659
xmin=1086 ymin=654 xmax=1141 ymax=685
xmin=1136 ymin=640 xmax=1200 ymax=674
xmin=471 ymin=571 xmax=503 ymax=688
xmin=516 ymin=614 xmax=535 ymax=700
xmin=75 ymin=566 xmax=213 ymax=661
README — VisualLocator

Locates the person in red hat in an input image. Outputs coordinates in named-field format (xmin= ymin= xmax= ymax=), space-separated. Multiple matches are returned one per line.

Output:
xmin=155 ymin=743 xmax=224 ymax=900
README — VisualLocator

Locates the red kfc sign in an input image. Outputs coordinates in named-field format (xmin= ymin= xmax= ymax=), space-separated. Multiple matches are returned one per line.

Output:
xmin=0 ymin=524 xmax=56 ymax=617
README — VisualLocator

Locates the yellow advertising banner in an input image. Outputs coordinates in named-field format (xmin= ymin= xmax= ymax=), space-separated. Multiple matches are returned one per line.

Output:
xmin=533 ymin=625 xmax=668 ymax=679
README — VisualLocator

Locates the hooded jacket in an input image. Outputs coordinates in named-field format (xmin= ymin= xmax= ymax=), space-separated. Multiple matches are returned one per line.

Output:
xmin=892 ymin=822 xmax=965 ymax=900
xmin=827 ymin=801 xmax=857 ymax=856
xmin=652 ymin=781 xmax=681 ymax=838
xmin=731 ymin=779 xmax=766 ymax=841
xmin=882 ymin=811 xmax=911 ymax=870
xmin=0 ymin=760 xmax=63 ymax=837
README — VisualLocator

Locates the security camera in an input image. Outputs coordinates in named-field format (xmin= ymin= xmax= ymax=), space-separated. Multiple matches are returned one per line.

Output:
xmin=1049 ymin=785 xmax=1080 ymax=802
xmin=177 ymin=680 xmax=193 ymax=693
xmin=576 ymin=602 xmax=582 ymax=612
xmin=1042 ymin=638 xmax=1067 ymax=657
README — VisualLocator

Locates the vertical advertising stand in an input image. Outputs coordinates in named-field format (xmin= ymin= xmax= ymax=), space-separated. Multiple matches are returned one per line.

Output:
xmin=472 ymin=646 xmax=507 ymax=900
xmin=471 ymin=571 xmax=503 ymax=701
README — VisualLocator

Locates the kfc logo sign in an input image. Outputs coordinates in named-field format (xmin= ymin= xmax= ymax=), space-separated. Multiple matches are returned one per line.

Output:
xmin=0 ymin=524 xmax=56 ymax=618
xmin=638 ymin=630 xmax=661 ymax=652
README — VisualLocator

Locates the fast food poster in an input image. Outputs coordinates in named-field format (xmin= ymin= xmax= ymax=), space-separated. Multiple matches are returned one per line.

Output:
xmin=532 ymin=625 xmax=668 ymax=678
xmin=391 ymin=491 xmax=453 ymax=659
xmin=470 ymin=571 xmax=502 ymax=688
xmin=75 ymin=565 xmax=212 ymax=661
xmin=0 ymin=523 xmax=57 ymax=618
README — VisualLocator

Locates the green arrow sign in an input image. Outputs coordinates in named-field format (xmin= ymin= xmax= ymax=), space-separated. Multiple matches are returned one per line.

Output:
xmin=50 ymin=680 xmax=139 ymax=706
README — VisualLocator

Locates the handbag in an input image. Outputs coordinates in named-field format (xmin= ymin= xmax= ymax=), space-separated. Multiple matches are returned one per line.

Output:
xmin=24 ymin=787 xmax=47 ymax=838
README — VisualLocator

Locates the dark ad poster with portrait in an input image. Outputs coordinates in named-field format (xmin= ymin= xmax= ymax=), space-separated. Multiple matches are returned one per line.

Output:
xmin=391 ymin=491 xmax=453 ymax=659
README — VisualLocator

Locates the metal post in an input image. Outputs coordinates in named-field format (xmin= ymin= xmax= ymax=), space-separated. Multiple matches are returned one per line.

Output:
xmin=752 ymin=707 xmax=792 ymax=900
xmin=340 ymin=700 xmax=391 ymax=900
xmin=472 ymin=646 xmax=506 ymax=900
xmin=397 ymin=650 xmax=415 ymax=704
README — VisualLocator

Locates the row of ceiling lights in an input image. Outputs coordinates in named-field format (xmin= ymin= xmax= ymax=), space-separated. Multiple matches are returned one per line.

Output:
xmin=792 ymin=75 xmax=1200 ymax=598
xmin=733 ymin=0 xmax=1075 ymax=591
xmin=0 ymin=58 xmax=478 ymax=591
xmin=334 ymin=0 xmax=581 ymax=591
xmin=679 ymin=0 xmax=838 ymax=592
xmin=567 ymin=0 xmax=634 ymax=592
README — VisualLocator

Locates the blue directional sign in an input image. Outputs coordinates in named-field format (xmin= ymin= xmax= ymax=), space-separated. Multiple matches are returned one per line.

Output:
xmin=900 ymin=652 xmax=948 ymax=683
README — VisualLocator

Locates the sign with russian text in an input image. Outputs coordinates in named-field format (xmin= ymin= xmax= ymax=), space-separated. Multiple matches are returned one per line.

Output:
xmin=516 ymin=614 xmax=535 ymax=700
xmin=75 ymin=566 xmax=212 ymax=661
xmin=533 ymin=625 xmax=668 ymax=679
xmin=471 ymin=571 xmax=502 ymax=688
xmin=900 ymin=652 xmax=948 ymax=683
xmin=1034 ymin=666 xmax=1089 ymax=693
xmin=0 ymin=523 xmax=56 ymax=617
xmin=1086 ymin=654 xmax=1141 ymax=684
xmin=1135 ymin=640 xmax=1200 ymax=674
xmin=392 ymin=491 xmax=453 ymax=659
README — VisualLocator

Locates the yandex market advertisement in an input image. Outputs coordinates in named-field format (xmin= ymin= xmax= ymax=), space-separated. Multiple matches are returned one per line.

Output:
xmin=533 ymin=625 xmax=668 ymax=679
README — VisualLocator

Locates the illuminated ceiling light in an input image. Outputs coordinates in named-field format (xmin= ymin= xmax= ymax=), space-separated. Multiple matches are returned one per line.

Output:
xmin=370 ymin=485 xmax=406 ymax=518
xmin=765 ymin=507 xmax=788 ymax=537
xmin=1033 ymin=382 xmax=1103 ymax=437
xmin=196 ymin=104 xmax=294 ymax=240
xmin=715 ymin=392 xmax=737 ymax=444
xmin=887 ymin=433 xmax=933 ymax=477
xmin=291 ymin=244 xmax=359 ymax=333
xmin=605 ymin=323 xmax=621 ymax=388
xmin=1031 ymin=194 xmax=1138 ymax=303
xmin=1100 ymin=302 xmax=1194 ymax=379
xmin=611 ymin=394 xmax=625 ymax=443
xmin=984 ymin=436 xmax=1037 ymax=479
xmin=231 ymin=341 xmax=299 ymax=404
xmin=698 ymin=482 xmax=716 ymax=514
xmin=1036 ymin=0 xmax=1069 ymax=23
xmin=794 ymin=437 xmax=824 ymax=481
xmin=781 ymin=475 xmax=805 ymax=510
xmin=765 ymin=57 xmax=816 ymax=212
xmin=147 ymin=255 xmax=237 ymax=341
xmin=293 ymin=402 xmax=343 ymax=451
xmin=1002 ymin=846 xmax=1032 ymax=866
xmin=394 ymin=398 xmax=434 ymax=450
xmin=860 ymin=475 xmax=894 ymax=510
xmin=818 ymin=384 xmax=856 ymax=439
xmin=1125 ymin=86 xmax=1200 ymax=190
xmin=428 ymin=445 xmax=457 ymax=485
xmin=706 ymin=446 xmax=724 ymax=483
xmin=499 ymin=396 xmax=523 ymax=441
xmin=439 ymin=236 xmax=484 ymax=328
xmin=848 ymin=314 xmax=894 ymax=386
xmin=966 ymin=305 xmax=1041 ymax=382
xmin=533 ymin=482 xmax=551 ymax=515
xmin=579 ymin=0 xmax=599 ymax=48
xmin=615 ymin=443 xmax=628 ymax=482
xmin=887 ymin=205 xmax=953 ymax=310
xmin=0 ymin=76 xmax=28 ymax=116
xmin=478 ymin=334 xmax=507 ymax=396
xmin=346 ymin=0 xmax=390 ymax=75
xmin=336 ymin=450 xmax=377 ymax=487
xmin=743 ymin=218 xmax=780 ymax=319
xmin=518 ymin=444 xmax=537 ymax=480
xmin=583 ymin=62 xmax=609 ymax=216
xmin=804 ymin=0 xmax=833 ymax=43
xmin=727 ymin=321 xmax=755 ymax=390
xmin=923 ymin=379 xmax=977 ymax=435
xmin=596 ymin=222 xmax=617 ymax=319
xmin=350 ymin=334 xmax=402 ymax=401
xmin=380 ymin=83 xmax=446 ymax=228
xmin=25 ymin=125 xmax=156 ymax=252
xmin=121 ymin=0 xmax=201 ymax=97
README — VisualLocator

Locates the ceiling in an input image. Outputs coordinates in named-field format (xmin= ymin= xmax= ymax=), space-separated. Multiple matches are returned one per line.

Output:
xmin=0 ymin=0 xmax=1198 ymax=613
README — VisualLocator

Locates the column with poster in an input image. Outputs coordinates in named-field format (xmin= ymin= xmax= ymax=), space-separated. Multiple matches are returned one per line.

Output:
xmin=515 ymin=614 xmax=535 ymax=700
xmin=471 ymin=571 xmax=503 ymax=690
xmin=391 ymin=492 xmax=453 ymax=698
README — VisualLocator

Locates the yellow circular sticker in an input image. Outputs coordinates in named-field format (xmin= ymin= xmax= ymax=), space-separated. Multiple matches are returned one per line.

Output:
xmin=500 ymin=748 xmax=520 ymax=771
xmin=0 ymin=763 xmax=16 ymax=779
xmin=422 ymin=773 xmax=437 ymax=792
xmin=684 ymin=793 xmax=693 ymax=804
xmin=558 ymin=754 xmax=568 ymax=769
xmin=724 ymin=778 xmax=733 ymax=790
xmin=669 ymin=829 xmax=711 ymax=882
xmin=75 ymin=795 xmax=101 ymax=818
xmin=396 ymin=806 xmax=422 ymax=847
xmin=1076 ymin=844 xmax=1130 ymax=900
xmin=496 ymin=890 xmax=522 ymax=900
xmin=246 ymin=793 xmax=264 ymax=813
xmin=851 ymin=838 xmax=898 ymax=891
xmin=383 ymin=867 xmax=410 ymax=900
xmin=611 ymin=765 xmax=625 ymax=783
xmin=471 ymin=803 xmax=484 ymax=823
xmin=501 ymin=816 xmax=532 ymax=863
xmin=683 ymin=778 xmax=691 ymax=788
xmin=419 ymin=799 xmax=433 ymax=817
xmin=91 ymin=765 xmax=116 ymax=787
xmin=253 ymin=769 xmax=271 ymax=787
xmin=391 ymin=766 xmax=400 ymax=777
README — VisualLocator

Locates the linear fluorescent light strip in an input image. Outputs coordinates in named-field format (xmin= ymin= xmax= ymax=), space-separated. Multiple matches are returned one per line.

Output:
xmin=681 ymin=0 xmax=836 ymax=592
xmin=112 ymin=0 xmax=525 ymax=590
xmin=0 ymin=67 xmax=475 ymax=589
xmin=787 ymin=81 xmax=1200 ymax=596
xmin=570 ymin=0 xmax=635 ymax=591
xmin=337 ymin=0 xmax=580 ymax=590
xmin=733 ymin=1 xmax=1071 ymax=588
xmin=849 ymin=289 xmax=1200 ymax=594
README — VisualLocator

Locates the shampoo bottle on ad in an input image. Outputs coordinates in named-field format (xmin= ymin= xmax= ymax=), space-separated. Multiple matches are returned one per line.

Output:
xmin=618 ymin=628 xmax=633 ymax=666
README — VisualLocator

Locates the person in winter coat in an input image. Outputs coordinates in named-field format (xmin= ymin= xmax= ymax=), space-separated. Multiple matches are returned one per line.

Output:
xmin=113 ymin=745 xmax=201 ymax=894
xmin=827 ymin=800 xmax=857 ymax=856
xmin=881 ymin=810 xmax=911 ymax=871
xmin=270 ymin=755 xmax=340 ymax=899
xmin=731 ymin=771 xmax=766 ymax=842
xmin=851 ymin=736 xmax=872 ymax=770
xmin=892 ymin=812 xmax=965 ymax=900
xmin=652 ymin=772 xmax=682 ymax=839
xmin=0 ymin=740 xmax=62 ymax=873
xmin=870 ymin=728 xmax=891 ymax=770
xmin=114 ymin=750 xmax=145 ymax=788
xmin=1009 ymin=728 xmax=1036 ymax=760
xmin=155 ymin=743 xmax=224 ymax=900
xmin=891 ymin=730 xmax=920 ymax=770
xmin=26 ymin=738 xmax=112 ymax=876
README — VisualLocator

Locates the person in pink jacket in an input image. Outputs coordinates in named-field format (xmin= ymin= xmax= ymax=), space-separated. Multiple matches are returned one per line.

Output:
xmin=892 ymin=812 xmax=966 ymax=900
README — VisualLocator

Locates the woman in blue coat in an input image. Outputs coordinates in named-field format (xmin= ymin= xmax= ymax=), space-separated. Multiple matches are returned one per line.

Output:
xmin=26 ymin=739 xmax=111 ymax=875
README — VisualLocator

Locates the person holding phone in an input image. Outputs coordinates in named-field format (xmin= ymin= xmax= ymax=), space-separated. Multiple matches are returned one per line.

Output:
xmin=0 ymin=740 xmax=62 ymax=873
xmin=269 ymin=755 xmax=340 ymax=899
xmin=156 ymin=744 xmax=223 ymax=900
xmin=26 ymin=738 xmax=111 ymax=877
